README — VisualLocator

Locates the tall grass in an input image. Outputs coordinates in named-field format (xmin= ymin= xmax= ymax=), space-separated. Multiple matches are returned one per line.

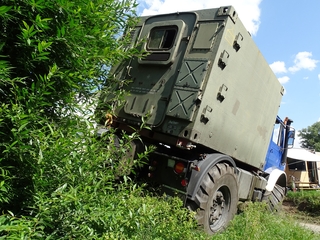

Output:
xmin=214 ymin=202 xmax=320 ymax=240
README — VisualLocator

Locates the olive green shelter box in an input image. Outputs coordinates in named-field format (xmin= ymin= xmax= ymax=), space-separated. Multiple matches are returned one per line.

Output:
xmin=112 ymin=6 xmax=283 ymax=170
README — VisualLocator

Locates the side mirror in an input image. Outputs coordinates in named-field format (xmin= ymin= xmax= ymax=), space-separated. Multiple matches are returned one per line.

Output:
xmin=287 ymin=128 xmax=295 ymax=148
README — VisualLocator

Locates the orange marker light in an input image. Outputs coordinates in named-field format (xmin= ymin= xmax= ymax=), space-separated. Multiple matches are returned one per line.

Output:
xmin=174 ymin=162 xmax=185 ymax=174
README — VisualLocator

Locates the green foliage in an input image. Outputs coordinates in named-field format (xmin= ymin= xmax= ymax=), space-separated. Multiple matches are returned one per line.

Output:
xmin=0 ymin=0 xmax=159 ymax=238
xmin=0 ymin=0 xmax=138 ymax=211
xmin=0 ymin=214 xmax=45 ymax=239
xmin=0 ymin=110 xmax=156 ymax=238
xmin=298 ymin=122 xmax=320 ymax=151
xmin=286 ymin=190 xmax=320 ymax=213
xmin=1 ymin=190 xmax=206 ymax=239
xmin=213 ymin=202 xmax=320 ymax=240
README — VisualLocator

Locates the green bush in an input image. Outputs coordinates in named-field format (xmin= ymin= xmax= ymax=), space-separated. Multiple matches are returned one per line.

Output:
xmin=0 ymin=0 xmax=153 ymax=238
xmin=0 ymin=0 xmax=139 ymax=212
xmin=0 ymin=115 xmax=153 ymax=238
xmin=286 ymin=190 xmax=320 ymax=213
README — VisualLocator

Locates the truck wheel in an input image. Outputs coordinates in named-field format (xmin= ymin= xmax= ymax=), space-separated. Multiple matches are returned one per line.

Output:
xmin=262 ymin=184 xmax=285 ymax=211
xmin=193 ymin=163 xmax=238 ymax=234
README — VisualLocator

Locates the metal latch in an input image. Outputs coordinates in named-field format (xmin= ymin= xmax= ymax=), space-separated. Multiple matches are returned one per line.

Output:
xmin=218 ymin=50 xmax=229 ymax=70
xmin=233 ymin=33 xmax=243 ymax=52
xmin=200 ymin=105 xmax=212 ymax=124
xmin=217 ymin=84 xmax=228 ymax=102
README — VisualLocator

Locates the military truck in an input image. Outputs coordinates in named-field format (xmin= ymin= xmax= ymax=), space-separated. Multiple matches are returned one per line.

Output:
xmin=96 ymin=6 xmax=295 ymax=234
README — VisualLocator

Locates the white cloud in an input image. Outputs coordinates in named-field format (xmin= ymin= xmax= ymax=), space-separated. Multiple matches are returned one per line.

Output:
xmin=270 ymin=61 xmax=287 ymax=74
xmin=278 ymin=76 xmax=290 ymax=84
xmin=303 ymin=77 xmax=309 ymax=80
xmin=137 ymin=0 xmax=262 ymax=35
xmin=288 ymin=52 xmax=319 ymax=73
xmin=318 ymin=74 xmax=320 ymax=80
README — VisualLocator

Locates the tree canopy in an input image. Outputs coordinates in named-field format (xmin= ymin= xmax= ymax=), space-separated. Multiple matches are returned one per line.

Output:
xmin=298 ymin=121 xmax=320 ymax=151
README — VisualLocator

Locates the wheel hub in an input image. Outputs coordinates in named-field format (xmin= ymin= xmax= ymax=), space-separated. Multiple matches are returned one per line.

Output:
xmin=209 ymin=191 xmax=225 ymax=225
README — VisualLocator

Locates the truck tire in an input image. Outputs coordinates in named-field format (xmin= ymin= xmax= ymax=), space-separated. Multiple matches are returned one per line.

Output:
xmin=262 ymin=184 xmax=285 ymax=211
xmin=192 ymin=163 xmax=238 ymax=234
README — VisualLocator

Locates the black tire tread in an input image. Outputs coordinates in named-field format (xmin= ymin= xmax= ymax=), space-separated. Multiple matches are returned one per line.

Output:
xmin=191 ymin=163 xmax=238 ymax=234
xmin=262 ymin=184 xmax=285 ymax=211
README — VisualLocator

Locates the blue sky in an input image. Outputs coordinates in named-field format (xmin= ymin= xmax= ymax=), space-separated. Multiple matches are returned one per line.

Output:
xmin=136 ymin=0 xmax=320 ymax=146
xmin=255 ymin=1 xmax=320 ymax=131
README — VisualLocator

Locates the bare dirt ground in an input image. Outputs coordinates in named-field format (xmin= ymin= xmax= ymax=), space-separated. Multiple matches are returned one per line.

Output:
xmin=282 ymin=200 xmax=320 ymax=233
xmin=299 ymin=223 xmax=320 ymax=233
